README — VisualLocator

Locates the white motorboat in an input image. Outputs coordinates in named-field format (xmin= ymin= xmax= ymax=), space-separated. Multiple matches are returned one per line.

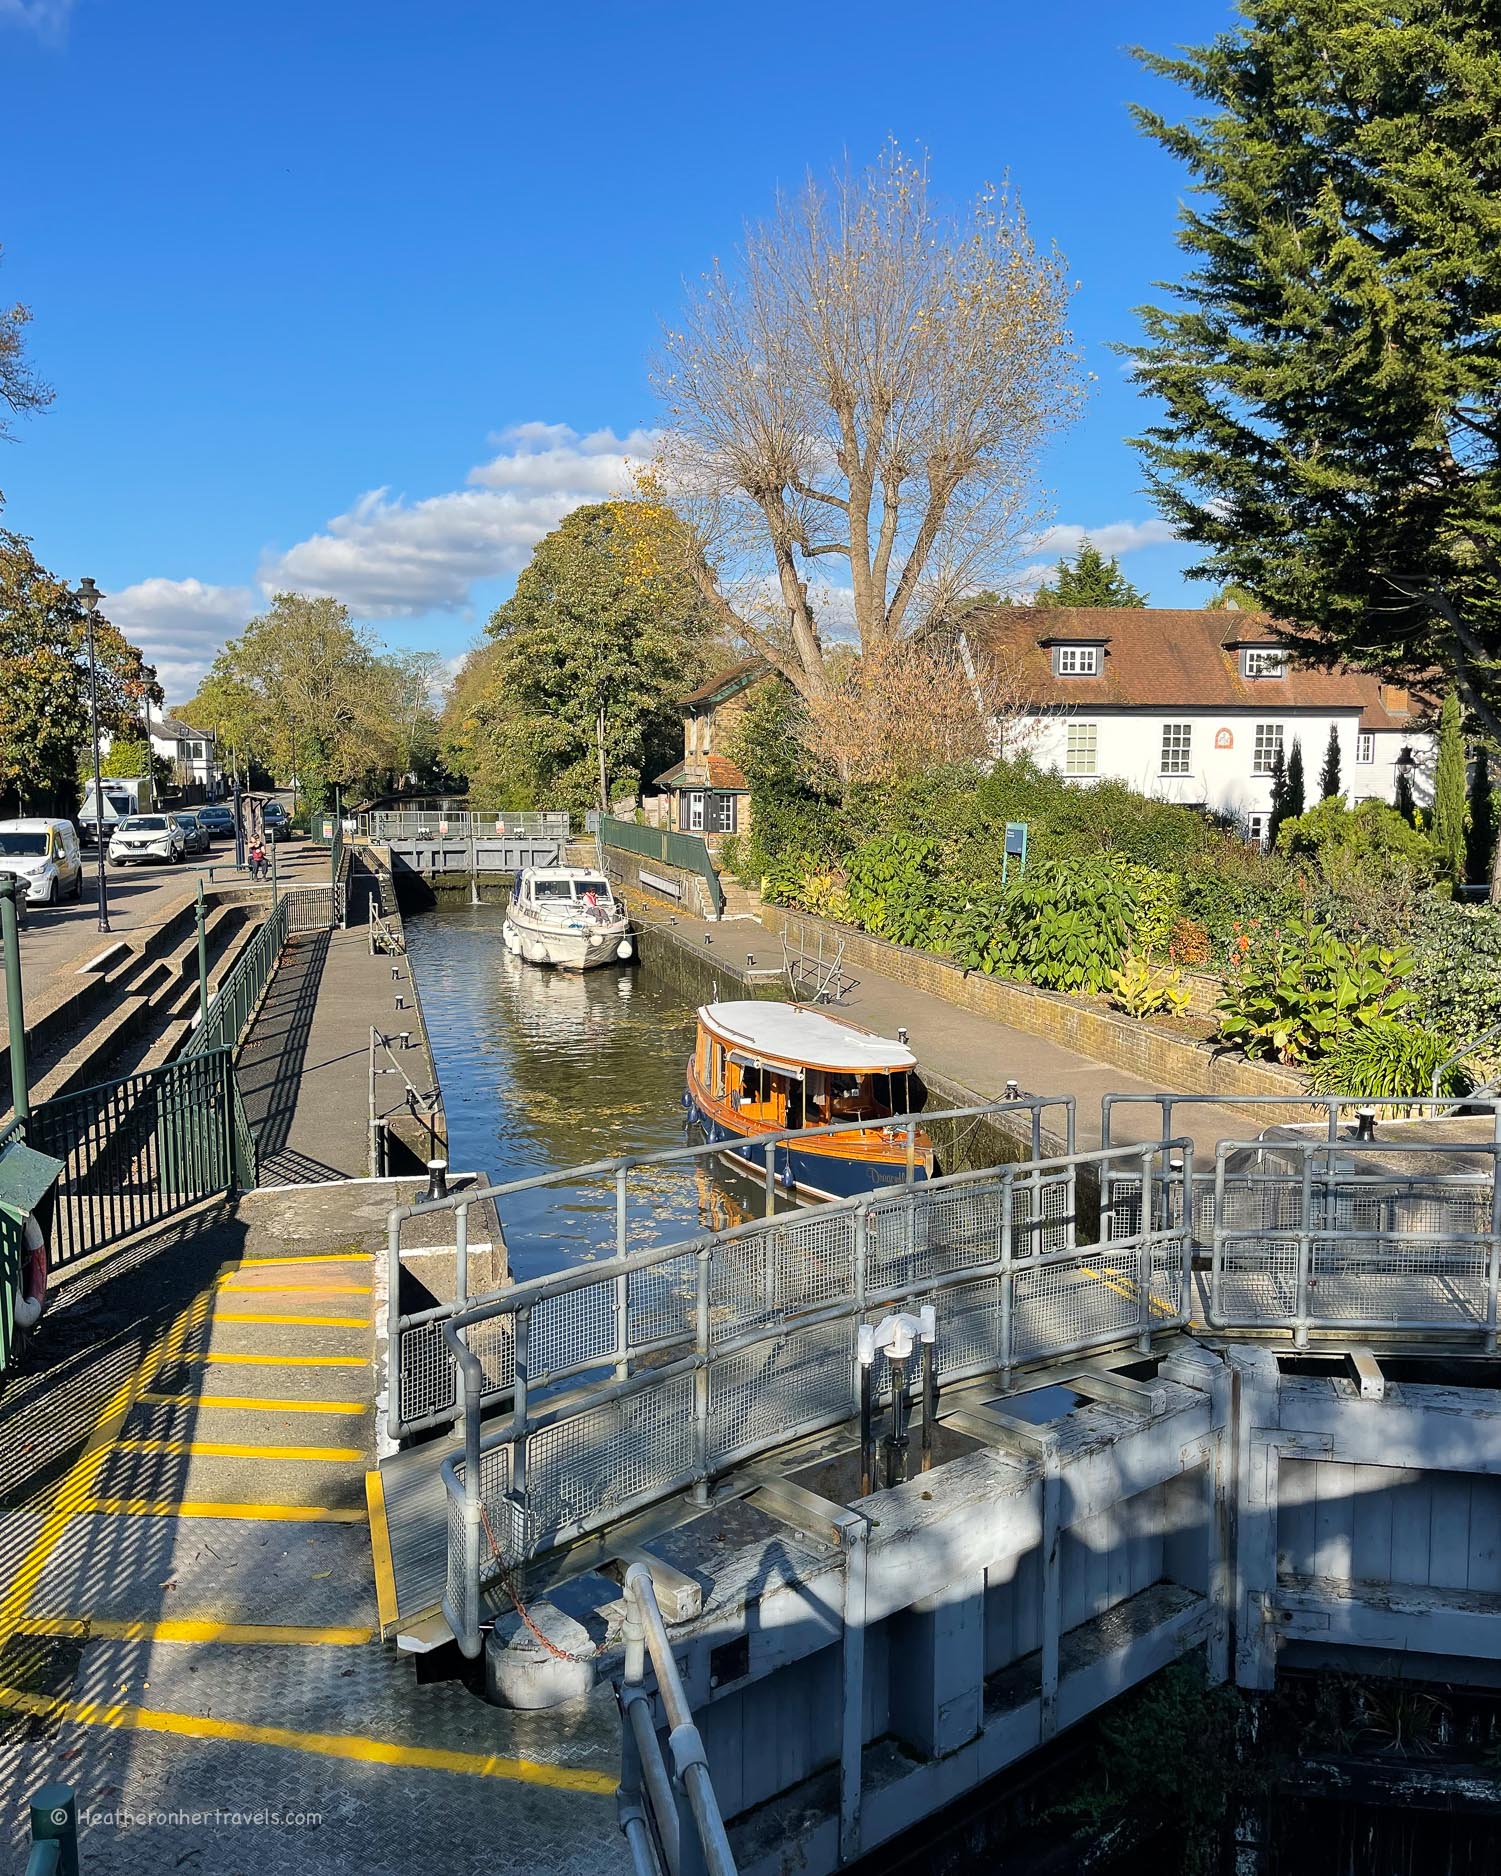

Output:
xmin=502 ymin=865 xmax=635 ymax=971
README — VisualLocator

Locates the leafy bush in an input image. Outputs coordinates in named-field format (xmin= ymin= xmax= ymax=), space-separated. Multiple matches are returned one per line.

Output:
xmin=1217 ymin=920 xmax=1414 ymax=1065
xmin=1312 ymin=1021 xmax=1473 ymax=1101
xmin=1110 ymin=954 xmax=1193 ymax=1019
xmin=990 ymin=860 xmax=1139 ymax=993
xmin=1405 ymin=894 xmax=1501 ymax=1044
xmin=1168 ymin=916 xmax=1212 ymax=968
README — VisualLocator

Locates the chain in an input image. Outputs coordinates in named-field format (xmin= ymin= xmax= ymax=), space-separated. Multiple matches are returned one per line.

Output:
xmin=480 ymin=1505 xmax=594 ymax=1665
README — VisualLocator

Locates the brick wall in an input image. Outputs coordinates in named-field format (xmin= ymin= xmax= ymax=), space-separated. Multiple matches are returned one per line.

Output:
xmin=760 ymin=906 xmax=1309 ymax=1116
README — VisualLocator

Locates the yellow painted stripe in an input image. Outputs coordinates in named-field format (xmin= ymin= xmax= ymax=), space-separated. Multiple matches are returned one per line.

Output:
xmin=184 ymin=1351 xmax=370 ymax=1370
xmin=0 ymin=1687 xmax=617 ymax=1791
xmin=219 ymin=1284 xmax=372 ymax=1297
xmin=16 ymin=1616 xmax=373 ymax=1647
xmin=214 ymin=1312 xmax=369 ymax=1328
xmin=227 ymin=1253 xmax=373 ymax=1268
xmin=141 ymin=1392 xmax=369 ymax=1415
xmin=365 ymin=1470 xmax=398 ymax=1635
xmin=0 ymin=1280 xmax=221 ymax=1646
xmin=1077 ymin=1264 xmax=1178 ymax=1318
xmin=78 ymin=1497 xmax=366 ymax=1524
xmin=114 ymin=1439 xmax=365 ymax=1463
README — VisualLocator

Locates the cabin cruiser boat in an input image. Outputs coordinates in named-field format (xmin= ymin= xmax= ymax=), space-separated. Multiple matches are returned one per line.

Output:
xmin=686 ymin=1001 xmax=935 ymax=1199
xmin=502 ymin=866 xmax=634 ymax=971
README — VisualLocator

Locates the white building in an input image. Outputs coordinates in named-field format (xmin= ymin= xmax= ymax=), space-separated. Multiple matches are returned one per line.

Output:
xmin=148 ymin=713 xmax=219 ymax=794
xmin=974 ymin=607 xmax=1432 ymax=845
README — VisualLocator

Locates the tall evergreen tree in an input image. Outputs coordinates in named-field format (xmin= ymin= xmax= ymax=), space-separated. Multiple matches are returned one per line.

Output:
xmin=1285 ymin=737 xmax=1306 ymax=822
xmin=1319 ymin=725 xmax=1342 ymax=803
xmin=1032 ymin=543 xmax=1147 ymax=609
xmin=1394 ymin=762 xmax=1417 ymax=825
xmin=1266 ymin=746 xmax=1290 ymax=848
xmin=1430 ymin=690 xmax=1468 ymax=886
xmin=1466 ymin=750 xmax=1496 ymax=888
xmin=1125 ymin=5 xmax=1501 ymax=742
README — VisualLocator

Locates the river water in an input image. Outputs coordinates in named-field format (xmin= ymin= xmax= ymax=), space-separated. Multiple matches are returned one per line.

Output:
xmin=402 ymin=901 xmax=758 ymax=1282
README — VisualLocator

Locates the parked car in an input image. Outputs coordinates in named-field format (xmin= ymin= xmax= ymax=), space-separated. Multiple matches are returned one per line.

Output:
xmin=172 ymin=811 xmax=211 ymax=856
xmin=109 ymin=814 xmax=186 ymax=866
xmin=195 ymin=804 xmax=235 ymax=839
xmin=0 ymin=819 xmax=84 ymax=904
xmin=261 ymin=801 xmax=292 ymax=841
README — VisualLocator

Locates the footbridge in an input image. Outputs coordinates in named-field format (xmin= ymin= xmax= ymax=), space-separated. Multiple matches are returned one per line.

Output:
xmin=371 ymin=1094 xmax=1501 ymax=1876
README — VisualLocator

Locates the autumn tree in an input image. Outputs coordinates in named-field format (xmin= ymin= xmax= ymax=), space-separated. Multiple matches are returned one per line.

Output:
xmin=0 ymin=531 xmax=155 ymax=811
xmin=1126 ymin=4 xmax=1501 ymax=739
xmin=177 ymin=669 xmax=266 ymax=788
xmin=0 ymin=247 xmax=51 ymax=505
xmin=655 ymin=144 xmax=1081 ymax=705
xmin=445 ymin=501 xmax=720 ymax=813
xmin=1032 ymin=542 xmax=1146 ymax=608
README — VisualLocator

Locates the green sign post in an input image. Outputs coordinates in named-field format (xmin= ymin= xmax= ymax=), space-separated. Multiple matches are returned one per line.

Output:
xmin=0 ymin=874 xmax=28 ymax=1121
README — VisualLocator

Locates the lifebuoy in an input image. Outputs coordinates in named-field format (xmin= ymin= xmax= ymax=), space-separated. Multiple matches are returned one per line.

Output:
xmin=14 ymin=1212 xmax=46 ymax=1331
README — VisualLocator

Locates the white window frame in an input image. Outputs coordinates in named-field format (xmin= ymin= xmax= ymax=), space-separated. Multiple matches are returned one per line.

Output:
xmin=1054 ymin=644 xmax=1100 ymax=677
xmin=1246 ymin=812 xmax=1270 ymax=850
xmin=1356 ymin=731 xmax=1375 ymax=765
xmin=1160 ymin=722 xmax=1192 ymax=776
xmin=1065 ymin=722 xmax=1098 ymax=776
xmin=687 ymin=791 xmax=705 ymax=832
xmin=1242 ymin=647 xmax=1289 ymax=679
xmin=1252 ymin=723 xmax=1284 ymax=776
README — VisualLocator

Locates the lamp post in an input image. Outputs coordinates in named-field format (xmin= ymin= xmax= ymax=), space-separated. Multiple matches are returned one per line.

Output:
xmin=74 ymin=577 xmax=111 ymax=934
xmin=141 ymin=665 xmax=157 ymax=812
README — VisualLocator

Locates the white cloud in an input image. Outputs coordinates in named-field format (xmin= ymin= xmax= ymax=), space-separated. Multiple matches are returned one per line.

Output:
xmin=102 ymin=577 xmax=256 ymax=704
xmin=259 ymin=422 xmax=658 ymax=617
xmin=1029 ymin=518 xmax=1179 ymax=559
xmin=0 ymin=0 xmax=73 ymax=37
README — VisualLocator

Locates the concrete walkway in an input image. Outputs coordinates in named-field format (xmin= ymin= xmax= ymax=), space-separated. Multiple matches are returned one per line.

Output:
xmin=0 ymin=1191 xmax=624 ymax=1876
xmin=635 ymin=897 xmax=1249 ymax=1163
xmin=237 ymin=921 xmax=435 ymax=1186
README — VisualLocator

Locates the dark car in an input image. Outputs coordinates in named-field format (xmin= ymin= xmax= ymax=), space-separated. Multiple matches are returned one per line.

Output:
xmin=261 ymin=802 xmax=292 ymax=841
xmin=195 ymin=804 xmax=235 ymax=838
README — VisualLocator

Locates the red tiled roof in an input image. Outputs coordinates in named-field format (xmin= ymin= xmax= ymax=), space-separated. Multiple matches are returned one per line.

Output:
xmin=653 ymin=754 xmax=750 ymax=790
xmin=971 ymin=607 xmax=1418 ymax=719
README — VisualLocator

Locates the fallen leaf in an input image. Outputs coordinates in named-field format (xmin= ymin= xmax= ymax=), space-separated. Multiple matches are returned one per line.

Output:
xmin=311 ymin=1570 xmax=332 ymax=1580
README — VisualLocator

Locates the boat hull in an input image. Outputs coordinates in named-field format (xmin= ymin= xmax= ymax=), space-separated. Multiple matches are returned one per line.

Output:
xmin=686 ymin=1089 xmax=929 ymax=1201
xmin=502 ymin=911 xmax=634 ymax=972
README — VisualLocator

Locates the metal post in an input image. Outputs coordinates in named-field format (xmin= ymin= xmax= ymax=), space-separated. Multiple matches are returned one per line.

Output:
xmin=1138 ymin=1142 xmax=1155 ymax=1352
xmin=233 ymin=773 xmax=245 ymax=871
xmin=271 ymin=831 xmax=279 ymax=911
xmin=195 ymin=877 xmax=210 ymax=1026
xmin=615 ymin=1165 xmax=630 ymax=1383
xmin=919 ymin=1316 xmax=936 ymax=1474
xmin=0 ymin=875 xmax=28 ymax=1122
xmin=999 ymin=1166 xmax=1015 ymax=1386
xmin=29 ymin=1783 xmax=78 ymax=1876
xmin=1294 ymin=1147 xmax=1316 ymax=1349
xmin=1487 ymin=1143 xmax=1500 ymax=1357
xmin=85 ymin=608 xmax=110 ymax=933
xmin=693 ymin=1243 xmax=711 ymax=1505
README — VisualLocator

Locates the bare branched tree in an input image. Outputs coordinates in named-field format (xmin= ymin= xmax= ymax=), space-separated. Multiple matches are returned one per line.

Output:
xmin=654 ymin=143 xmax=1082 ymax=704
xmin=0 ymin=249 xmax=52 ymax=443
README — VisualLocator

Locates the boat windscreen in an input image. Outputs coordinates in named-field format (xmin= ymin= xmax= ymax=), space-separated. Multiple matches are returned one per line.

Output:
xmin=576 ymin=878 xmax=611 ymax=900
xmin=532 ymin=879 xmax=576 ymax=901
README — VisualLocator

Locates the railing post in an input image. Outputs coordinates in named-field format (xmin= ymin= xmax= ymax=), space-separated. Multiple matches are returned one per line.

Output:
xmin=387 ymin=1210 xmax=404 ymax=1438
xmin=460 ymin=1339 xmax=484 ymax=1659
xmin=693 ymin=1243 xmax=712 ymax=1506
xmin=1487 ymin=1143 xmax=1501 ymax=1357
xmin=29 ymin=1783 xmax=78 ymax=1876
xmin=1211 ymin=1145 xmax=1229 ymax=1328
xmin=1 ymin=874 xmax=29 ymax=1122
xmin=455 ymin=1201 xmax=470 ymax=1309
xmin=1000 ymin=1166 xmax=1015 ymax=1384
xmin=1294 ymin=1147 xmax=1316 ymax=1349
xmin=763 ymin=1137 xmax=775 ymax=1219
xmin=1137 ymin=1143 xmax=1155 ymax=1352
xmin=195 ymin=877 xmax=210 ymax=1026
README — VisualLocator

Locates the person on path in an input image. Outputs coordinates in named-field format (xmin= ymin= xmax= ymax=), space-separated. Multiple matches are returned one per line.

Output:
xmin=248 ymin=837 xmax=268 ymax=882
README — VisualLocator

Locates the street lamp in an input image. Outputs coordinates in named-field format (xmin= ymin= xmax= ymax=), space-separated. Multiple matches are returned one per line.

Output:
xmin=141 ymin=663 xmax=157 ymax=812
xmin=73 ymin=576 xmax=111 ymax=933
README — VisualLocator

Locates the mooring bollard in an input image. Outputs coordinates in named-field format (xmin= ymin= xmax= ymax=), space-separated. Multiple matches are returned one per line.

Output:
xmin=29 ymin=1782 xmax=79 ymax=1876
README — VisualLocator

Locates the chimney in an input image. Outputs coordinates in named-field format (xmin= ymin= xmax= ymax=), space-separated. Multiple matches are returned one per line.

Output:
xmin=1380 ymin=683 xmax=1409 ymax=715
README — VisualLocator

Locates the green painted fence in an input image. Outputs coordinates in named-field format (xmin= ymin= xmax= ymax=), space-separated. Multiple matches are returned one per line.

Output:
xmin=597 ymin=816 xmax=725 ymax=918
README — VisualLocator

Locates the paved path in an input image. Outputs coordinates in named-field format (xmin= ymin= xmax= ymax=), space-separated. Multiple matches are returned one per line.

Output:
xmin=0 ymin=1194 xmax=625 ymax=1876
xmin=634 ymin=897 xmax=1249 ymax=1163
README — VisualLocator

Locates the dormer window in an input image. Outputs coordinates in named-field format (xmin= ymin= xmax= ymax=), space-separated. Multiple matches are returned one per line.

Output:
xmin=1242 ymin=647 xmax=1288 ymax=679
xmin=1054 ymin=644 xmax=1100 ymax=677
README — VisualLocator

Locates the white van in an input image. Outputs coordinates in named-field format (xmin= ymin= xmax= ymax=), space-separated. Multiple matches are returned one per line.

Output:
xmin=0 ymin=819 xmax=85 ymax=905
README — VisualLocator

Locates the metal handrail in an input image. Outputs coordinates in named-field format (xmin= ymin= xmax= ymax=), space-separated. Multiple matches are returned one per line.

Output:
xmin=437 ymin=1137 xmax=1193 ymax=1654
xmin=620 ymin=1566 xmax=737 ymax=1876
xmin=386 ymin=1092 xmax=1077 ymax=1439
xmin=1103 ymin=1090 xmax=1501 ymax=1148
xmin=1432 ymin=1021 xmax=1501 ymax=1097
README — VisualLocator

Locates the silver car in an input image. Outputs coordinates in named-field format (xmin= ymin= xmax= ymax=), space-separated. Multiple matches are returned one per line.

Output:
xmin=172 ymin=811 xmax=211 ymax=855
xmin=109 ymin=814 xmax=186 ymax=866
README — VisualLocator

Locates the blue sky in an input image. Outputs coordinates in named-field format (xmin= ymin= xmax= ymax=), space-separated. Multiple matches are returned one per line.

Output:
xmin=1 ymin=0 xmax=1230 ymax=702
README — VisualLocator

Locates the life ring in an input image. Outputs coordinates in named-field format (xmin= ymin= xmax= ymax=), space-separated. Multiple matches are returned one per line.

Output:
xmin=14 ymin=1212 xmax=47 ymax=1330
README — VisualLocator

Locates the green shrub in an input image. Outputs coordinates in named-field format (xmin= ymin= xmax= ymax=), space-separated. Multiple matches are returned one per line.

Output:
xmin=1405 ymin=894 xmax=1501 ymax=1045
xmin=1312 ymin=1022 xmax=1473 ymax=1102
xmin=1110 ymin=954 xmax=1193 ymax=1019
xmin=1216 ymin=920 xmax=1414 ymax=1065
xmin=989 ymin=859 xmax=1139 ymax=993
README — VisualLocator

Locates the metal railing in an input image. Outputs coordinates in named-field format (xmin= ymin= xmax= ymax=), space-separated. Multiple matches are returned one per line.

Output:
xmin=598 ymin=816 xmax=725 ymax=919
xmin=1204 ymin=1135 xmax=1501 ymax=1348
xmin=1432 ymin=1020 xmax=1501 ymax=1097
xmin=182 ymin=886 xmax=342 ymax=1060
xmin=27 ymin=1050 xmax=248 ymax=1268
xmin=620 ymin=1566 xmax=737 ymax=1876
xmin=387 ymin=1094 xmax=1076 ymax=1440
xmin=363 ymin=809 xmax=571 ymax=842
xmin=368 ymin=1025 xmax=440 ymax=1177
xmin=438 ymin=1137 xmax=1190 ymax=1655
xmin=1102 ymin=1090 xmax=1501 ymax=1149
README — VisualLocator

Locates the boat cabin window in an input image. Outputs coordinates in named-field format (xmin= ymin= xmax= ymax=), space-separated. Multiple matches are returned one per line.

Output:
xmin=576 ymin=878 xmax=611 ymax=904
xmin=532 ymin=878 xmax=577 ymax=902
xmin=805 ymin=1070 xmax=906 ymax=1124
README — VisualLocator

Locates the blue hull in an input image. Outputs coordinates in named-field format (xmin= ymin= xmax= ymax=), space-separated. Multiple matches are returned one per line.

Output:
xmin=687 ymin=1096 xmax=928 ymax=1201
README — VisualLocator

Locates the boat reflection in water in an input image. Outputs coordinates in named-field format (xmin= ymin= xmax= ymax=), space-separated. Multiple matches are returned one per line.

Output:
xmin=686 ymin=1000 xmax=935 ymax=1200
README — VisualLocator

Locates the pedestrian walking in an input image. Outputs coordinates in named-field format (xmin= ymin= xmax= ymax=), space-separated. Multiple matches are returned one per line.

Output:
xmin=248 ymin=837 xmax=268 ymax=882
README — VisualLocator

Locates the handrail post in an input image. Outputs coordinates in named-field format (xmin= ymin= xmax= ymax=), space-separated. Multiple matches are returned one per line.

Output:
xmin=1294 ymin=1147 xmax=1316 ymax=1348
xmin=1 ymin=875 xmax=29 ymax=1122
xmin=456 ymin=1335 xmax=485 ymax=1659
xmin=1487 ymin=1143 xmax=1501 ymax=1357
xmin=615 ymin=1164 xmax=631 ymax=1382
xmin=387 ymin=1209 xmax=404 ymax=1438
xmin=29 ymin=1783 xmax=77 ymax=1876
xmin=1137 ymin=1143 xmax=1155 ymax=1352
xmin=1000 ymin=1166 xmax=1015 ymax=1385
xmin=693 ymin=1243 xmax=712 ymax=1506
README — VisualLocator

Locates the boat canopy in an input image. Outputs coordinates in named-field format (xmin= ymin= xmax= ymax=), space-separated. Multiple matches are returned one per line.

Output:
xmin=699 ymin=1002 xmax=916 ymax=1074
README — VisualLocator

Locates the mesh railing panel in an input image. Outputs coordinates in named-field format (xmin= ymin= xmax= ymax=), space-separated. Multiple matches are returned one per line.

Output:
xmin=867 ymin=1182 xmax=1008 ymax=1294
xmin=1010 ymin=1245 xmax=1151 ymax=1363
xmin=627 ymin=1251 xmax=698 ymax=1348
xmin=523 ymin=1374 xmax=699 ymax=1548
xmin=709 ymin=1319 xmax=853 ymax=1468
xmin=710 ymin=1210 xmax=855 ymax=1347
xmin=398 ymin=1317 xmax=460 ymax=1426
xmin=529 ymin=1280 xmax=618 ymax=1382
